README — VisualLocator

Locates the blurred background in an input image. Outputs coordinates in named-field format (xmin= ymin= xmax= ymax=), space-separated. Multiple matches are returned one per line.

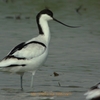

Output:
xmin=0 ymin=0 xmax=100 ymax=100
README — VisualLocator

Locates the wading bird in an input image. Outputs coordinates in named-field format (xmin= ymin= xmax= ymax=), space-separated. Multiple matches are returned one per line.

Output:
xmin=84 ymin=82 xmax=100 ymax=100
xmin=0 ymin=9 xmax=78 ymax=90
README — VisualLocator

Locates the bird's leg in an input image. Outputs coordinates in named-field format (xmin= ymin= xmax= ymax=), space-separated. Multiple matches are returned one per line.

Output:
xmin=31 ymin=74 xmax=34 ymax=88
xmin=31 ymin=71 xmax=36 ymax=88
xmin=20 ymin=74 xmax=24 ymax=91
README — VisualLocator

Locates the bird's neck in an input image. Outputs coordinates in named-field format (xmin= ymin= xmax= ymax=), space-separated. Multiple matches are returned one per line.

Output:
xmin=37 ymin=18 xmax=51 ymax=45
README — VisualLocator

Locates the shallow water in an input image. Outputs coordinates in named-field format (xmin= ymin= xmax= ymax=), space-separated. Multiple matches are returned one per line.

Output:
xmin=0 ymin=0 xmax=100 ymax=100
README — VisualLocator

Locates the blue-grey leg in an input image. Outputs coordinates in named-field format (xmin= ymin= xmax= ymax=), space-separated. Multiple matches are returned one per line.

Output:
xmin=20 ymin=75 xmax=23 ymax=90
xmin=31 ymin=71 xmax=36 ymax=88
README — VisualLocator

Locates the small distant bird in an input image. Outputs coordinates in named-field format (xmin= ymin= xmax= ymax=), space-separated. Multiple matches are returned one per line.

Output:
xmin=53 ymin=72 xmax=59 ymax=77
xmin=76 ymin=5 xmax=82 ymax=15
xmin=0 ymin=9 xmax=78 ymax=90
xmin=84 ymin=82 xmax=100 ymax=100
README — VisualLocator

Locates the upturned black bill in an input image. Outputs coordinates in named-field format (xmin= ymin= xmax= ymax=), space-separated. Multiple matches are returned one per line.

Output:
xmin=53 ymin=18 xmax=80 ymax=28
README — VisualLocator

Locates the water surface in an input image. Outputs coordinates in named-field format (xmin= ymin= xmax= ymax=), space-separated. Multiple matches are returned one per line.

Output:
xmin=0 ymin=0 xmax=100 ymax=100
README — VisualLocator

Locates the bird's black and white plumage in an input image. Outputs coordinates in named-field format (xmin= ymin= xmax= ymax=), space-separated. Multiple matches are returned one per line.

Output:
xmin=84 ymin=82 xmax=100 ymax=100
xmin=0 ymin=9 xmax=77 ymax=90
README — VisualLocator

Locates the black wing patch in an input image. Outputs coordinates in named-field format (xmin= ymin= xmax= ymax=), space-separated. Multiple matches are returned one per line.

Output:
xmin=0 ymin=41 xmax=46 ymax=68
xmin=9 ymin=42 xmax=25 ymax=55
xmin=26 ymin=41 xmax=46 ymax=48
xmin=8 ymin=41 xmax=46 ymax=56
xmin=0 ymin=64 xmax=26 ymax=68
xmin=6 ymin=64 xmax=26 ymax=67
xmin=5 ymin=55 xmax=26 ymax=60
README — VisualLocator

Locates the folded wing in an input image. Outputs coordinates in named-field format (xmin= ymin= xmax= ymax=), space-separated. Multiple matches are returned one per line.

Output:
xmin=0 ymin=41 xmax=46 ymax=68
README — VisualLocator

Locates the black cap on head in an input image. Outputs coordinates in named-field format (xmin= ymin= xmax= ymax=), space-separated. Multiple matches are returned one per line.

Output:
xmin=36 ymin=9 xmax=53 ymax=35
xmin=36 ymin=8 xmax=80 ymax=35
xmin=36 ymin=9 xmax=53 ymax=19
